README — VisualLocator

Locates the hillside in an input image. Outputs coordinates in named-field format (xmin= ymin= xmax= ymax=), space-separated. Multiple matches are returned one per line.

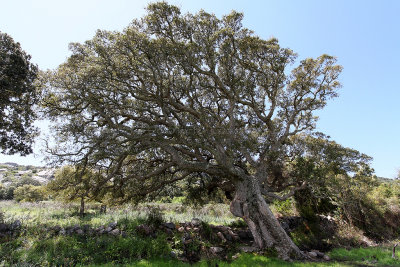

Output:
xmin=0 ymin=162 xmax=55 ymax=186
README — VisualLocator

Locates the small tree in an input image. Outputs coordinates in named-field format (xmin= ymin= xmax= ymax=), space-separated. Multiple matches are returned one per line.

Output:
xmin=47 ymin=166 xmax=107 ymax=216
xmin=14 ymin=184 xmax=45 ymax=202
xmin=42 ymin=2 xmax=343 ymax=259
xmin=0 ymin=32 xmax=38 ymax=155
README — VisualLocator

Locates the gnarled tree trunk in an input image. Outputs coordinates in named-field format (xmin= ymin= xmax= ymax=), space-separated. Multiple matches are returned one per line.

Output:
xmin=230 ymin=177 xmax=306 ymax=260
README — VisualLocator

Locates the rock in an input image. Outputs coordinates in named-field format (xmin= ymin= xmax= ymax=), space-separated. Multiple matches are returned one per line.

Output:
xmin=11 ymin=220 xmax=21 ymax=230
xmin=323 ymin=255 xmax=331 ymax=261
xmin=193 ymin=227 xmax=200 ymax=232
xmin=191 ymin=218 xmax=201 ymax=227
xmin=232 ymin=253 xmax=240 ymax=260
xmin=217 ymin=232 xmax=226 ymax=242
xmin=137 ymin=224 xmax=152 ymax=235
xmin=76 ymin=229 xmax=84 ymax=235
xmin=66 ymin=227 xmax=73 ymax=235
xmin=185 ymin=226 xmax=192 ymax=231
xmin=210 ymin=247 xmax=224 ymax=254
xmin=308 ymin=251 xmax=318 ymax=258
xmin=178 ymin=226 xmax=185 ymax=232
xmin=0 ymin=223 xmax=9 ymax=232
xmin=72 ymin=224 xmax=80 ymax=231
xmin=110 ymin=229 xmax=120 ymax=236
xmin=165 ymin=228 xmax=174 ymax=236
xmin=96 ymin=226 xmax=105 ymax=233
xmin=105 ymin=227 xmax=113 ymax=233
xmin=312 ymin=250 xmax=324 ymax=258
xmin=239 ymin=246 xmax=258 ymax=253
xmin=163 ymin=222 xmax=176 ymax=230
xmin=237 ymin=229 xmax=253 ymax=240
xmin=108 ymin=222 xmax=117 ymax=229
xmin=59 ymin=228 xmax=66 ymax=235
xmin=121 ymin=231 xmax=127 ymax=237
xmin=82 ymin=224 xmax=90 ymax=232
xmin=228 ymin=229 xmax=239 ymax=240
xmin=170 ymin=251 xmax=177 ymax=258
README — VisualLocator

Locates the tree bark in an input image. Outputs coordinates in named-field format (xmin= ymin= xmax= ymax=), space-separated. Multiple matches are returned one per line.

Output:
xmin=80 ymin=197 xmax=85 ymax=217
xmin=230 ymin=177 xmax=306 ymax=260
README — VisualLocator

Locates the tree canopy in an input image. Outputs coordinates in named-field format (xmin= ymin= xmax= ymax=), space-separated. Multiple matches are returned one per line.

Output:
xmin=0 ymin=32 xmax=38 ymax=155
xmin=41 ymin=2 xmax=343 ymax=259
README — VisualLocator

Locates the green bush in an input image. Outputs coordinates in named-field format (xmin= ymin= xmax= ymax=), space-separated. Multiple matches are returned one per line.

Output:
xmin=25 ymin=235 xmax=171 ymax=265
xmin=14 ymin=184 xmax=46 ymax=202
xmin=272 ymin=198 xmax=297 ymax=217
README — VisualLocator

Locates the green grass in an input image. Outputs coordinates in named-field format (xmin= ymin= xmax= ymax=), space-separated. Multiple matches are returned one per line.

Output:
xmin=0 ymin=200 xmax=236 ymax=227
xmin=82 ymin=250 xmax=400 ymax=267
xmin=329 ymin=247 xmax=400 ymax=266
xmin=2 ymin=200 xmax=400 ymax=266
xmin=82 ymin=253 xmax=352 ymax=267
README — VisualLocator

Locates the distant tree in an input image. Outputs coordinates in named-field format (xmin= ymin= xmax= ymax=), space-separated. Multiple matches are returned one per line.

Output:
xmin=47 ymin=166 xmax=108 ymax=216
xmin=13 ymin=184 xmax=45 ymax=202
xmin=42 ymin=3 xmax=343 ymax=259
xmin=0 ymin=183 xmax=6 ymax=199
xmin=0 ymin=32 xmax=38 ymax=155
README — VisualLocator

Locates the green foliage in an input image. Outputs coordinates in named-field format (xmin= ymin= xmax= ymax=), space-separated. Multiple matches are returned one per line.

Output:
xmin=145 ymin=206 xmax=165 ymax=226
xmin=0 ymin=31 xmax=38 ymax=155
xmin=14 ymin=184 xmax=45 ymax=202
xmin=272 ymin=198 xmax=297 ymax=217
xmin=0 ymin=239 xmax=24 ymax=265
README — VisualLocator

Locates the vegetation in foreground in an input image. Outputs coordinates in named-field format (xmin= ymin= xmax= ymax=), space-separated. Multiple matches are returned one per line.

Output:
xmin=1 ymin=200 xmax=400 ymax=266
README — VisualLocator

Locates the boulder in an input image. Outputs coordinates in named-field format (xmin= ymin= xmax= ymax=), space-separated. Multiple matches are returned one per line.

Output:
xmin=191 ymin=218 xmax=201 ymax=227
xmin=108 ymin=222 xmax=117 ymax=229
xmin=76 ymin=229 xmax=84 ymax=235
xmin=163 ymin=222 xmax=176 ymax=230
xmin=165 ymin=228 xmax=174 ymax=236
xmin=11 ymin=220 xmax=21 ymax=230
xmin=105 ymin=227 xmax=113 ymax=233
xmin=312 ymin=250 xmax=325 ymax=258
xmin=178 ymin=226 xmax=185 ymax=232
xmin=239 ymin=246 xmax=258 ymax=253
xmin=237 ymin=229 xmax=252 ymax=240
xmin=210 ymin=247 xmax=224 ymax=254
xmin=82 ymin=224 xmax=90 ymax=232
xmin=217 ymin=232 xmax=226 ymax=242
xmin=137 ymin=224 xmax=152 ymax=235
xmin=170 ymin=251 xmax=177 ymax=258
xmin=110 ymin=229 xmax=120 ymax=236
xmin=308 ymin=251 xmax=318 ymax=258
xmin=323 ymin=255 xmax=331 ymax=261
xmin=0 ymin=223 xmax=9 ymax=232
xmin=228 ymin=229 xmax=239 ymax=240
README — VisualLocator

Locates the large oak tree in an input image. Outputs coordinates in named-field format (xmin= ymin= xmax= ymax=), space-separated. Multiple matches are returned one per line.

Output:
xmin=42 ymin=3 xmax=342 ymax=259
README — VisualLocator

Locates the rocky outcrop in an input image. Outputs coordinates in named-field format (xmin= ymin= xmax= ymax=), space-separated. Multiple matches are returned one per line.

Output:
xmin=0 ymin=220 xmax=22 ymax=238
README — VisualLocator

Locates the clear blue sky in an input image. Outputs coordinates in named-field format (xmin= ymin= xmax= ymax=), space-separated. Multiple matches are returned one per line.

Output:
xmin=1 ymin=0 xmax=399 ymax=178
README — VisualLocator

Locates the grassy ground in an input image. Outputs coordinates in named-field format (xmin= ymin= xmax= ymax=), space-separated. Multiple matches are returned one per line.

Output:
xmin=0 ymin=200 xmax=236 ymax=227
xmin=1 ymin=200 xmax=400 ymax=266
xmin=82 ymin=250 xmax=400 ymax=267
